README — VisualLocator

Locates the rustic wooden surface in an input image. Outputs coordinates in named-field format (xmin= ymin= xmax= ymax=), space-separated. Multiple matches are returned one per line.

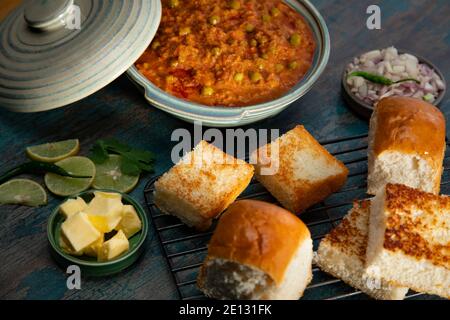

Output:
xmin=0 ymin=0 xmax=449 ymax=299
xmin=0 ymin=0 xmax=20 ymax=20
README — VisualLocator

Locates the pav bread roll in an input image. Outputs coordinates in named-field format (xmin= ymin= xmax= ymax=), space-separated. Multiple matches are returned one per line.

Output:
xmin=197 ymin=200 xmax=313 ymax=300
xmin=252 ymin=125 xmax=348 ymax=213
xmin=366 ymin=183 xmax=450 ymax=299
xmin=367 ymin=97 xmax=445 ymax=195
xmin=154 ymin=140 xmax=254 ymax=231
xmin=316 ymin=200 xmax=408 ymax=300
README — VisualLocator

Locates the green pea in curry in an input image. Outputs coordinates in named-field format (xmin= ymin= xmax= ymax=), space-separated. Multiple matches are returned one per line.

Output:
xmin=136 ymin=0 xmax=316 ymax=107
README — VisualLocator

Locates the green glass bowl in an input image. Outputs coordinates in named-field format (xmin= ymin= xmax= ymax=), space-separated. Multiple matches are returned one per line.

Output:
xmin=47 ymin=189 xmax=149 ymax=277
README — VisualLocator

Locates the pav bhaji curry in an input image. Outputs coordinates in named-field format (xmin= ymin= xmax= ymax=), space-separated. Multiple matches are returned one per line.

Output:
xmin=136 ymin=0 xmax=316 ymax=107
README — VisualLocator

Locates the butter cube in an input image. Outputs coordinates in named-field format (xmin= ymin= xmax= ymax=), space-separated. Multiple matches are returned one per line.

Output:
xmin=116 ymin=205 xmax=142 ymax=238
xmin=85 ymin=195 xmax=124 ymax=233
xmin=83 ymin=234 xmax=104 ymax=258
xmin=94 ymin=191 xmax=122 ymax=200
xmin=59 ymin=197 xmax=88 ymax=219
xmin=98 ymin=230 xmax=129 ymax=262
xmin=59 ymin=234 xmax=83 ymax=256
xmin=61 ymin=212 xmax=101 ymax=252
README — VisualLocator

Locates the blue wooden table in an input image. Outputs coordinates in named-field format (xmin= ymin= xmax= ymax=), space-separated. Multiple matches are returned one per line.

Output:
xmin=0 ymin=0 xmax=449 ymax=299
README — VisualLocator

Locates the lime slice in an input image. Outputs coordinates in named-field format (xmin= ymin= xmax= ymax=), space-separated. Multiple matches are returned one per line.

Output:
xmin=26 ymin=139 xmax=79 ymax=163
xmin=45 ymin=156 xmax=95 ymax=197
xmin=92 ymin=155 xmax=139 ymax=193
xmin=0 ymin=179 xmax=47 ymax=207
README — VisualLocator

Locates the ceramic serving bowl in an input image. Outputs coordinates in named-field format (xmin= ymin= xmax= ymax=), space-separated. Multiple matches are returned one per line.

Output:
xmin=47 ymin=189 xmax=148 ymax=277
xmin=0 ymin=1 xmax=162 ymax=113
xmin=342 ymin=50 xmax=447 ymax=119
xmin=127 ymin=0 xmax=330 ymax=127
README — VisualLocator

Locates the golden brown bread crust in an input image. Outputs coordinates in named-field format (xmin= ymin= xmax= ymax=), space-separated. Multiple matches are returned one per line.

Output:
xmin=323 ymin=200 xmax=370 ymax=260
xmin=206 ymin=200 xmax=311 ymax=284
xmin=372 ymin=97 xmax=446 ymax=192
xmin=154 ymin=140 xmax=254 ymax=220
xmin=253 ymin=125 xmax=349 ymax=213
xmin=373 ymin=97 xmax=445 ymax=157
xmin=383 ymin=183 xmax=449 ymax=269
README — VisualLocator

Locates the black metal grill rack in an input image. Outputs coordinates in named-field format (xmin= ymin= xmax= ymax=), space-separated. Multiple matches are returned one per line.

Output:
xmin=143 ymin=133 xmax=446 ymax=300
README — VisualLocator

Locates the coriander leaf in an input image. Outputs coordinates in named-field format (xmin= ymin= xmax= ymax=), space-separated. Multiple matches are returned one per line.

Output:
xmin=102 ymin=138 xmax=131 ymax=154
xmin=92 ymin=138 xmax=155 ymax=176
xmin=136 ymin=161 xmax=154 ymax=173
xmin=120 ymin=156 xmax=141 ymax=176
xmin=89 ymin=143 xmax=109 ymax=164
xmin=125 ymin=149 xmax=154 ymax=164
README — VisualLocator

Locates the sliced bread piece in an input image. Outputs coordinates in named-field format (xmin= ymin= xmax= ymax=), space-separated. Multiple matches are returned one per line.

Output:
xmin=367 ymin=97 xmax=446 ymax=195
xmin=154 ymin=140 xmax=254 ymax=231
xmin=198 ymin=200 xmax=313 ymax=300
xmin=366 ymin=183 xmax=450 ymax=299
xmin=251 ymin=125 xmax=348 ymax=213
xmin=316 ymin=200 xmax=408 ymax=300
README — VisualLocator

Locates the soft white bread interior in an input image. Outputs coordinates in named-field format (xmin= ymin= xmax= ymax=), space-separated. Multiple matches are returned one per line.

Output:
xmin=366 ymin=183 xmax=450 ymax=299
xmin=367 ymin=97 xmax=445 ymax=195
xmin=154 ymin=140 xmax=254 ymax=231
xmin=316 ymin=200 xmax=408 ymax=300
xmin=198 ymin=200 xmax=313 ymax=300
xmin=251 ymin=125 xmax=348 ymax=213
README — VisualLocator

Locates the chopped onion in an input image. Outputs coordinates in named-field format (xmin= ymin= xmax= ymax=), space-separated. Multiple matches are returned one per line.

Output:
xmin=346 ymin=46 xmax=445 ymax=106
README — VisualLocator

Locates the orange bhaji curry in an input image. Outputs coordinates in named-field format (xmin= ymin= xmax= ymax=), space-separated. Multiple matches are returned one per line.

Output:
xmin=136 ymin=0 xmax=316 ymax=107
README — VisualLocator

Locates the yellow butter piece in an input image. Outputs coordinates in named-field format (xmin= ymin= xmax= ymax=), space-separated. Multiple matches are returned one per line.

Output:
xmin=59 ymin=233 xmax=83 ymax=256
xmin=97 ymin=230 xmax=129 ymax=262
xmin=116 ymin=205 xmax=142 ymax=238
xmin=61 ymin=212 xmax=102 ymax=252
xmin=86 ymin=215 xmax=111 ymax=234
xmin=59 ymin=197 xmax=88 ymax=219
xmin=85 ymin=195 xmax=124 ymax=233
xmin=83 ymin=234 xmax=104 ymax=258
xmin=94 ymin=191 xmax=122 ymax=200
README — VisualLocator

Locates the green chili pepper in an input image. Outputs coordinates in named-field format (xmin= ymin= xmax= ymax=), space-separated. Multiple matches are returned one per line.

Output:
xmin=347 ymin=71 xmax=420 ymax=86
xmin=0 ymin=161 xmax=92 ymax=184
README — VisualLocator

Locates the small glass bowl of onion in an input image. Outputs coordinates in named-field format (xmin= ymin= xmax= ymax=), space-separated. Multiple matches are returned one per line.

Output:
xmin=342 ymin=47 xmax=446 ymax=119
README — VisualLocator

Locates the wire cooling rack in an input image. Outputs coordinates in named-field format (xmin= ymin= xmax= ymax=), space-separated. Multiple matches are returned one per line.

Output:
xmin=143 ymin=133 xmax=446 ymax=300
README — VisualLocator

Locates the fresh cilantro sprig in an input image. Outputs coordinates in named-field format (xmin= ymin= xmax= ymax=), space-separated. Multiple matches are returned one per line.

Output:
xmin=90 ymin=139 xmax=154 ymax=176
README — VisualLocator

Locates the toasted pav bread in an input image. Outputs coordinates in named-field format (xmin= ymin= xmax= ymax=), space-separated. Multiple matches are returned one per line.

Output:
xmin=198 ymin=200 xmax=313 ymax=300
xmin=154 ymin=141 xmax=254 ymax=231
xmin=316 ymin=200 xmax=408 ymax=300
xmin=367 ymin=97 xmax=446 ymax=195
xmin=251 ymin=125 xmax=348 ymax=213
xmin=366 ymin=184 xmax=450 ymax=299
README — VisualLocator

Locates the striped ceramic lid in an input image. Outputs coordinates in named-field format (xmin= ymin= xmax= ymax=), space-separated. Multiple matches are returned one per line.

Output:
xmin=0 ymin=0 xmax=161 ymax=112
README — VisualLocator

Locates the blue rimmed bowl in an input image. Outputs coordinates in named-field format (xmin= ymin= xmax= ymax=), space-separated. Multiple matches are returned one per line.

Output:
xmin=127 ymin=0 xmax=330 ymax=127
